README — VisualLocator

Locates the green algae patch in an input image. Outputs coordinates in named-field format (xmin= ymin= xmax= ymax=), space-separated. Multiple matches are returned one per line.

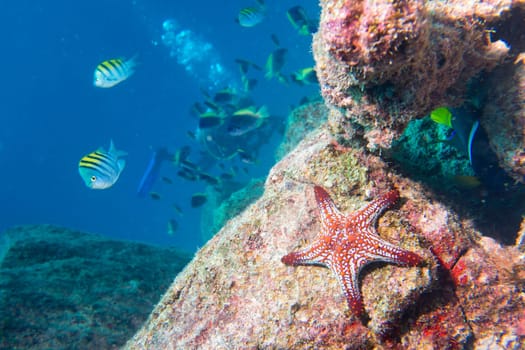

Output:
xmin=306 ymin=145 xmax=368 ymax=199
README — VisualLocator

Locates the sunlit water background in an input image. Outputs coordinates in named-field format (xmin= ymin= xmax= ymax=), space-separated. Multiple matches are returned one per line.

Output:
xmin=0 ymin=0 xmax=319 ymax=252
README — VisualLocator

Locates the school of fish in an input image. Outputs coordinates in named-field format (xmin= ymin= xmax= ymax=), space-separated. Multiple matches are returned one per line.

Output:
xmin=80 ymin=4 xmax=319 ymax=236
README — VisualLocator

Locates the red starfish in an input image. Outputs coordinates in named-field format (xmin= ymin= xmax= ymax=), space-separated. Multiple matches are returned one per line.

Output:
xmin=282 ymin=186 xmax=423 ymax=316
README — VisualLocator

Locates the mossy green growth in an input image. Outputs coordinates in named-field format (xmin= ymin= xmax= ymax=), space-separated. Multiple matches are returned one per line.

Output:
xmin=347 ymin=86 xmax=364 ymax=102
xmin=307 ymin=146 xmax=368 ymax=197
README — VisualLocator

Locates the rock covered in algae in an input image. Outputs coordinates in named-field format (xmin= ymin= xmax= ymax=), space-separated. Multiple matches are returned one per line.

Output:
xmin=275 ymin=100 xmax=328 ymax=160
xmin=0 ymin=225 xmax=191 ymax=350
xmin=124 ymin=128 xmax=525 ymax=349
xmin=449 ymin=236 xmax=525 ymax=349
xmin=312 ymin=0 xmax=516 ymax=149
xmin=481 ymin=58 xmax=525 ymax=184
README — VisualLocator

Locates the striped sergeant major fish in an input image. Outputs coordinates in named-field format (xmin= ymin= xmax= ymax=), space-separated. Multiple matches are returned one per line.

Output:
xmin=93 ymin=55 xmax=138 ymax=88
xmin=236 ymin=0 xmax=266 ymax=28
xmin=78 ymin=140 xmax=127 ymax=189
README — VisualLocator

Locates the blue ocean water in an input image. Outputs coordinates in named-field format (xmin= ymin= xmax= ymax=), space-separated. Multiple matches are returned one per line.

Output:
xmin=0 ymin=0 xmax=319 ymax=252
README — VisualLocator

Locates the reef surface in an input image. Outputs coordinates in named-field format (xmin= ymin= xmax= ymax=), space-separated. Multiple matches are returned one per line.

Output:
xmin=0 ymin=225 xmax=191 ymax=349
xmin=313 ymin=0 xmax=523 ymax=156
xmin=125 ymin=128 xmax=525 ymax=349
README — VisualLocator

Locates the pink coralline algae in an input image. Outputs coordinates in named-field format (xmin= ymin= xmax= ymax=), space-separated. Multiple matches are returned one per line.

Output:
xmin=313 ymin=0 xmax=515 ymax=149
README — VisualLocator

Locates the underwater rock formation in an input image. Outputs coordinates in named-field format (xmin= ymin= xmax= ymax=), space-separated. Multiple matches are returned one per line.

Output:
xmin=275 ymin=100 xmax=328 ymax=160
xmin=200 ymin=178 xmax=265 ymax=242
xmin=312 ymin=0 xmax=517 ymax=149
xmin=124 ymin=128 xmax=525 ymax=349
xmin=0 ymin=225 xmax=191 ymax=349
xmin=481 ymin=59 xmax=525 ymax=184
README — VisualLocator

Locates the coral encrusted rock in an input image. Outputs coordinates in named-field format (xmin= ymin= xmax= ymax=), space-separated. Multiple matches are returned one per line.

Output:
xmin=0 ymin=225 xmax=191 ymax=349
xmin=313 ymin=0 xmax=517 ymax=149
xmin=124 ymin=128 xmax=525 ymax=349
xmin=481 ymin=58 xmax=525 ymax=184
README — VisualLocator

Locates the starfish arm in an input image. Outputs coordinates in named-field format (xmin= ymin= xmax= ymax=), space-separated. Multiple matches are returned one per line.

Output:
xmin=281 ymin=241 xmax=330 ymax=266
xmin=362 ymin=232 xmax=423 ymax=266
xmin=331 ymin=256 xmax=364 ymax=315
xmin=351 ymin=190 xmax=399 ymax=230
xmin=314 ymin=186 xmax=345 ymax=232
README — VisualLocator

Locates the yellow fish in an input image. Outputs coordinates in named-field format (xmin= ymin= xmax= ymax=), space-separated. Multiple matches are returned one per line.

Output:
xmin=94 ymin=55 xmax=138 ymax=88
xmin=291 ymin=67 xmax=318 ymax=85
xmin=430 ymin=107 xmax=453 ymax=128
xmin=265 ymin=48 xmax=287 ymax=80
xmin=236 ymin=0 xmax=266 ymax=27
xmin=78 ymin=140 xmax=127 ymax=189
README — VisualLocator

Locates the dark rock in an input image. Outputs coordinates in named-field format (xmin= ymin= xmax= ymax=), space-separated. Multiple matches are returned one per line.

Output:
xmin=0 ymin=225 xmax=191 ymax=350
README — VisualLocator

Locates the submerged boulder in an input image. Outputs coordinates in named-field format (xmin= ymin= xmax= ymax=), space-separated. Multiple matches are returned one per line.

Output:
xmin=0 ymin=225 xmax=191 ymax=349
xmin=124 ymin=128 xmax=525 ymax=349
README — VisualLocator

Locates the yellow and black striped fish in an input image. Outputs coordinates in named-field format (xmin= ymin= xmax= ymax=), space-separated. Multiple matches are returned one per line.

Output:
xmin=236 ymin=0 xmax=266 ymax=27
xmin=93 ymin=56 xmax=138 ymax=88
xmin=78 ymin=140 xmax=127 ymax=189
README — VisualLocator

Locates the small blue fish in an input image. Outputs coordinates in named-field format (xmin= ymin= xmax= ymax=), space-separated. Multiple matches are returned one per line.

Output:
xmin=236 ymin=0 xmax=266 ymax=27
xmin=237 ymin=149 xmax=258 ymax=164
xmin=94 ymin=55 xmax=138 ymax=88
xmin=78 ymin=140 xmax=127 ymax=189
xmin=137 ymin=147 xmax=173 ymax=197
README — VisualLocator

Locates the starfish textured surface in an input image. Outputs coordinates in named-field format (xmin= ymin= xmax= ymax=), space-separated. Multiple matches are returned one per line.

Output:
xmin=282 ymin=186 xmax=423 ymax=315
